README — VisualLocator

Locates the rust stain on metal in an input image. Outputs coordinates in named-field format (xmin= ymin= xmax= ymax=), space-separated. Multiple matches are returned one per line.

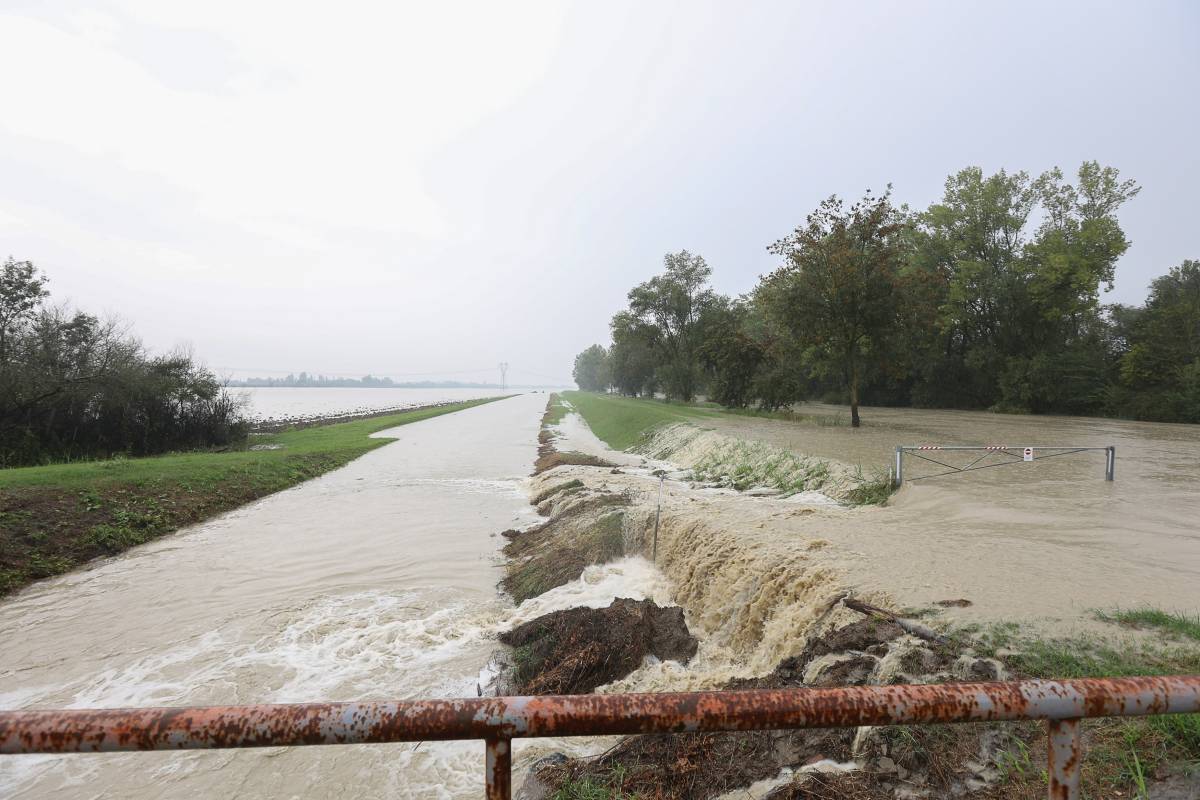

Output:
xmin=1047 ymin=718 xmax=1082 ymax=799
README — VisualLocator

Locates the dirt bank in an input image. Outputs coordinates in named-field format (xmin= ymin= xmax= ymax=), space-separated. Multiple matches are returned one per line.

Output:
xmin=531 ymin=619 xmax=1014 ymax=800
xmin=497 ymin=598 xmax=697 ymax=694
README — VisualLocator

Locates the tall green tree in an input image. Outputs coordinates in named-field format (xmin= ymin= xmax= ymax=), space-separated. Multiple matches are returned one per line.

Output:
xmin=572 ymin=344 xmax=611 ymax=392
xmin=908 ymin=162 xmax=1139 ymax=412
xmin=608 ymin=311 xmax=658 ymax=396
xmin=1112 ymin=260 xmax=1200 ymax=421
xmin=760 ymin=189 xmax=907 ymax=426
xmin=0 ymin=257 xmax=49 ymax=366
xmin=625 ymin=251 xmax=716 ymax=401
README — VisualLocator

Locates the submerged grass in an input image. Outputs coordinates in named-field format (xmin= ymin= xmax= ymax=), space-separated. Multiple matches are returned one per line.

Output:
xmin=1096 ymin=608 xmax=1200 ymax=642
xmin=0 ymin=397 xmax=504 ymax=596
xmin=687 ymin=437 xmax=832 ymax=496
xmin=542 ymin=393 xmax=571 ymax=427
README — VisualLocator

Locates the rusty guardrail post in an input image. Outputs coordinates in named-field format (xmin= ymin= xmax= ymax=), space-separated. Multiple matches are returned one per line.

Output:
xmin=1047 ymin=718 xmax=1082 ymax=799
xmin=485 ymin=736 xmax=511 ymax=800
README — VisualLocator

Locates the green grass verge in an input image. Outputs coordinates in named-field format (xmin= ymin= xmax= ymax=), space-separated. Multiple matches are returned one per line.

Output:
xmin=0 ymin=397 xmax=504 ymax=596
xmin=561 ymin=391 xmax=718 ymax=451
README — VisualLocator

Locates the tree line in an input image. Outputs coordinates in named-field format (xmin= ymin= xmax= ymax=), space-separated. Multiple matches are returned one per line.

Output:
xmin=0 ymin=258 xmax=247 ymax=467
xmin=573 ymin=163 xmax=1199 ymax=426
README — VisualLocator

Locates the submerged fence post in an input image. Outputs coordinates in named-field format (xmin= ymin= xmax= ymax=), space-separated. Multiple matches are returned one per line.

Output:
xmin=1106 ymin=446 xmax=1115 ymax=481
xmin=1047 ymin=718 xmax=1082 ymax=799
xmin=485 ymin=737 xmax=511 ymax=800
xmin=894 ymin=446 xmax=903 ymax=487
xmin=653 ymin=474 xmax=663 ymax=562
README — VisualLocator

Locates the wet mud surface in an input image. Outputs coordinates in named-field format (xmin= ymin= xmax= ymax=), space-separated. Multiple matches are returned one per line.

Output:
xmin=497 ymin=598 xmax=697 ymax=695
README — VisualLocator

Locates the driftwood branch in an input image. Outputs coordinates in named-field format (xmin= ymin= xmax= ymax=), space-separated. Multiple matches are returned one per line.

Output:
xmin=841 ymin=596 xmax=950 ymax=646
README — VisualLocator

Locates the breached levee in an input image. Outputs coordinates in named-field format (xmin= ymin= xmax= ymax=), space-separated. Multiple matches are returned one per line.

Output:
xmin=511 ymin=462 xmax=878 ymax=677
xmin=502 ymin=405 xmax=1034 ymax=798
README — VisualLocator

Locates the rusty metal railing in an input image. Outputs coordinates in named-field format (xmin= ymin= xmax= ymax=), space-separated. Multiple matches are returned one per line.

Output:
xmin=2 ymin=676 xmax=1198 ymax=799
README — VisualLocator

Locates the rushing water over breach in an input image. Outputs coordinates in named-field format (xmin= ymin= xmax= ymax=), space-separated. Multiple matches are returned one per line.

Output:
xmin=0 ymin=394 xmax=549 ymax=799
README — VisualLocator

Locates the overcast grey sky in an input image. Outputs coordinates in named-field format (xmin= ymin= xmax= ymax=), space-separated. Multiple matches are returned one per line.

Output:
xmin=1 ymin=1 xmax=1196 ymax=385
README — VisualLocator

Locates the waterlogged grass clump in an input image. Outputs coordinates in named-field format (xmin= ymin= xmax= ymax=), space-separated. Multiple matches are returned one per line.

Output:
xmin=688 ymin=438 xmax=832 ymax=496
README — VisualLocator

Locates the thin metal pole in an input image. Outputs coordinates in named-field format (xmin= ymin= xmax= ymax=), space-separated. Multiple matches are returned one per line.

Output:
xmin=485 ymin=737 xmax=511 ymax=800
xmin=652 ymin=475 xmax=663 ymax=562
xmin=894 ymin=446 xmax=903 ymax=487
xmin=1106 ymin=446 xmax=1115 ymax=481
xmin=1046 ymin=718 xmax=1081 ymax=799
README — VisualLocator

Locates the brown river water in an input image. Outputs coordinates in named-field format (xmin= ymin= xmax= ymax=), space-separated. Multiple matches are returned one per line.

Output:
xmin=0 ymin=394 xmax=654 ymax=799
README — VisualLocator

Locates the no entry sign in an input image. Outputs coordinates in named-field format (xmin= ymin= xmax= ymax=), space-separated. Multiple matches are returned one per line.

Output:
xmin=1023 ymin=447 xmax=1034 ymax=461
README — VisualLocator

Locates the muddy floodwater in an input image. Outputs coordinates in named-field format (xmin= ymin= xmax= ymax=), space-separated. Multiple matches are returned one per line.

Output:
xmin=0 ymin=394 xmax=571 ymax=799
xmin=703 ymin=403 xmax=1200 ymax=631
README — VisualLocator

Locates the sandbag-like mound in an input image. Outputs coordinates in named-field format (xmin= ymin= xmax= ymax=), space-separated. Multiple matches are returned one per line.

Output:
xmin=498 ymin=598 xmax=697 ymax=695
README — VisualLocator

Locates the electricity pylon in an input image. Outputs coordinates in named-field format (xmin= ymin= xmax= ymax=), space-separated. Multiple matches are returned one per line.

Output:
xmin=499 ymin=362 xmax=509 ymax=390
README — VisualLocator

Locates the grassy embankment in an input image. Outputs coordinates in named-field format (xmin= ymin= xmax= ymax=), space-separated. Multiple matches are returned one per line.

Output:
xmin=0 ymin=397 xmax=503 ymax=597
xmin=560 ymin=391 xmax=720 ymax=451
xmin=561 ymin=391 xmax=893 ymax=503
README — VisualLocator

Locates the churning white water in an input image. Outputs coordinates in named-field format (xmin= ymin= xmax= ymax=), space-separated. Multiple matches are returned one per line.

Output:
xmin=0 ymin=394 xmax=663 ymax=799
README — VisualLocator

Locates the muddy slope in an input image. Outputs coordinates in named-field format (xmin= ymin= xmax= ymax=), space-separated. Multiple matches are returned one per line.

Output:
xmin=531 ymin=619 xmax=1013 ymax=800
xmin=498 ymin=598 xmax=697 ymax=694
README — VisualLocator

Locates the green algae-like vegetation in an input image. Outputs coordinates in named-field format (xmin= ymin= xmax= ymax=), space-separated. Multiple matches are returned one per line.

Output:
xmin=562 ymin=391 xmax=719 ymax=451
xmin=0 ymin=397 xmax=502 ymax=596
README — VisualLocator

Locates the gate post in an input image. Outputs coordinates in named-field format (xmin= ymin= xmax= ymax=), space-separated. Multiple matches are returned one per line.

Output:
xmin=1047 ymin=718 xmax=1082 ymax=799
xmin=894 ymin=446 xmax=904 ymax=487
xmin=485 ymin=737 xmax=511 ymax=800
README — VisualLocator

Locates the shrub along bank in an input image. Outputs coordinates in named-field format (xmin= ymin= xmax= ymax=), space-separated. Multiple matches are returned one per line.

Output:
xmin=0 ymin=397 xmax=502 ymax=596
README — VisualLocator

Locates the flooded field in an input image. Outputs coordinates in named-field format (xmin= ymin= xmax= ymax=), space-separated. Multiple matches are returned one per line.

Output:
xmin=234 ymin=386 xmax=517 ymax=421
xmin=700 ymin=404 xmax=1200 ymax=631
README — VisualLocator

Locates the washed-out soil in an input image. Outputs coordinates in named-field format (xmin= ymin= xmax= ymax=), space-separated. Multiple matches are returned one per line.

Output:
xmin=498 ymin=598 xmax=697 ymax=695
xmin=531 ymin=619 xmax=1018 ymax=800
xmin=500 ymin=486 xmax=632 ymax=603
xmin=534 ymin=428 xmax=614 ymax=475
